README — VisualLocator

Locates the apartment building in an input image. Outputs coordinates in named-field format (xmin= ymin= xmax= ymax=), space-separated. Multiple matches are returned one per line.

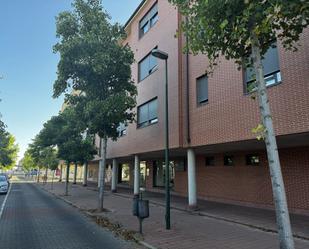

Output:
xmin=89 ymin=0 xmax=309 ymax=214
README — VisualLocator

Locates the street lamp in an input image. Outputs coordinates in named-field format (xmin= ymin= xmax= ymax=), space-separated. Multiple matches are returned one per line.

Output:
xmin=151 ymin=49 xmax=170 ymax=230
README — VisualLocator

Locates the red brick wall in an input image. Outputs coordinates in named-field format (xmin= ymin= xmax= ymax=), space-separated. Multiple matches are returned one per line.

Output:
xmin=173 ymin=147 xmax=309 ymax=212
xmin=186 ymin=29 xmax=309 ymax=147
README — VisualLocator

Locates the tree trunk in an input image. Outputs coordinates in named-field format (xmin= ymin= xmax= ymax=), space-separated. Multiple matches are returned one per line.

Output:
xmin=73 ymin=163 xmax=78 ymax=184
xmin=51 ymin=170 xmax=55 ymax=190
xmin=251 ymin=33 xmax=294 ymax=249
xmin=37 ymin=168 xmax=40 ymax=183
xmin=83 ymin=162 xmax=88 ymax=187
xmin=98 ymin=137 xmax=107 ymax=212
xmin=65 ymin=162 xmax=70 ymax=196
xmin=44 ymin=167 xmax=48 ymax=185
xmin=59 ymin=164 xmax=63 ymax=182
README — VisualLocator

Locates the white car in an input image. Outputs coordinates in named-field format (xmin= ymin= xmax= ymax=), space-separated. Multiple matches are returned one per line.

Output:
xmin=0 ymin=175 xmax=9 ymax=194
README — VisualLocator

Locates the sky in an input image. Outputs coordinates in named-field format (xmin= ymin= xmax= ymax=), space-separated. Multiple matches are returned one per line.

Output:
xmin=0 ymin=0 xmax=142 ymax=162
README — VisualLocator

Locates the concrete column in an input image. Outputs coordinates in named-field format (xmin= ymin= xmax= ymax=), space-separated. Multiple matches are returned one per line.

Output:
xmin=82 ymin=163 xmax=88 ymax=186
xmin=134 ymin=155 xmax=140 ymax=196
xmin=187 ymin=148 xmax=197 ymax=209
xmin=111 ymin=159 xmax=118 ymax=193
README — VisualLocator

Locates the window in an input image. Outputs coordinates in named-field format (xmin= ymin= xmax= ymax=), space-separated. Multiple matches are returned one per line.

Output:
xmin=224 ymin=155 xmax=234 ymax=166
xmin=246 ymin=154 xmax=260 ymax=166
xmin=118 ymin=164 xmax=130 ymax=184
xmin=137 ymin=98 xmax=158 ymax=128
xmin=139 ymin=2 xmax=158 ymax=38
xmin=153 ymin=160 xmax=175 ymax=187
xmin=138 ymin=51 xmax=158 ymax=82
xmin=117 ymin=123 xmax=127 ymax=137
xmin=196 ymin=75 xmax=208 ymax=105
xmin=205 ymin=156 xmax=215 ymax=166
xmin=245 ymin=43 xmax=281 ymax=92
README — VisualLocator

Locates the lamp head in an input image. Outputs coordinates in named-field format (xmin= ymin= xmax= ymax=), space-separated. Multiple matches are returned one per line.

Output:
xmin=151 ymin=49 xmax=168 ymax=60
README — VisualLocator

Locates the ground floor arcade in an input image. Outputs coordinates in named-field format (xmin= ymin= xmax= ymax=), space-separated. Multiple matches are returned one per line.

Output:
xmin=86 ymin=134 xmax=309 ymax=215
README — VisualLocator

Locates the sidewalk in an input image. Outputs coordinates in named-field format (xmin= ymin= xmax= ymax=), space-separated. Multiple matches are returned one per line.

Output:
xmin=37 ymin=182 xmax=309 ymax=249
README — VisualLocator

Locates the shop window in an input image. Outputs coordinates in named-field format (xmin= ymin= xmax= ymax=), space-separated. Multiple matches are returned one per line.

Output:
xmin=118 ymin=164 xmax=130 ymax=184
xmin=224 ymin=155 xmax=234 ymax=166
xmin=153 ymin=160 xmax=175 ymax=187
xmin=89 ymin=169 xmax=93 ymax=178
xmin=140 ymin=161 xmax=147 ymax=187
xmin=246 ymin=154 xmax=260 ymax=166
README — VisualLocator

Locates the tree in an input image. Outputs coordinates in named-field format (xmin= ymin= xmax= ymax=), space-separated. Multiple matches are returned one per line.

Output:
xmin=36 ymin=107 xmax=96 ymax=195
xmin=169 ymin=1 xmax=308 ymax=248
xmin=73 ymin=133 xmax=97 ymax=185
xmin=53 ymin=0 xmax=137 ymax=211
xmin=40 ymin=147 xmax=59 ymax=185
xmin=43 ymin=147 xmax=59 ymax=187
xmin=0 ymin=131 xmax=19 ymax=170
xmin=28 ymin=135 xmax=47 ymax=182
xmin=0 ymin=107 xmax=18 ymax=169
xmin=21 ymin=150 xmax=36 ymax=173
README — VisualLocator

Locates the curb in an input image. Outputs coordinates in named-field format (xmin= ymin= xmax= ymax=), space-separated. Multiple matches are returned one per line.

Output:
xmin=138 ymin=241 xmax=158 ymax=249
xmin=34 ymin=184 xmax=158 ymax=249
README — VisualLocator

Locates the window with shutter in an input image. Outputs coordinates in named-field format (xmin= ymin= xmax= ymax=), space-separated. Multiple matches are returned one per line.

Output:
xmin=137 ymin=98 xmax=158 ymax=128
xmin=139 ymin=2 xmax=158 ymax=38
xmin=138 ymin=50 xmax=157 ymax=82
xmin=245 ymin=43 xmax=281 ymax=93
xmin=196 ymin=75 xmax=208 ymax=105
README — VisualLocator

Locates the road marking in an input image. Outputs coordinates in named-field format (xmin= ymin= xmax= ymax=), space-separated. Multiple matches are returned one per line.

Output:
xmin=0 ymin=183 xmax=12 ymax=220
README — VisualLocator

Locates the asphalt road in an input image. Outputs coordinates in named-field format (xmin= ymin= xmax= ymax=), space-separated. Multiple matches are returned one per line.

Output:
xmin=0 ymin=181 xmax=139 ymax=249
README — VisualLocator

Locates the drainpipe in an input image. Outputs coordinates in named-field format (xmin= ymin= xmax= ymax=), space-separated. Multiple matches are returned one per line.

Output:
xmin=185 ymin=17 xmax=191 ymax=145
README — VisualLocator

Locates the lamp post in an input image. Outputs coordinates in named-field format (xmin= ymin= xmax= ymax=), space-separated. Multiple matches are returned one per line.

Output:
xmin=151 ymin=49 xmax=170 ymax=230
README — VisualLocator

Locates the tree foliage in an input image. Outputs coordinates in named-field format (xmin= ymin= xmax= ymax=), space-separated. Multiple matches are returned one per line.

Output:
xmin=21 ymin=150 xmax=36 ymax=172
xmin=53 ymin=0 xmax=137 ymax=140
xmin=0 ymin=131 xmax=19 ymax=169
xmin=40 ymin=147 xmax=59 ymax=171
xmin=35 ymin=107 xmax=96 ymax=165
xmin=170 ymin=0 xmax=309 ymax=70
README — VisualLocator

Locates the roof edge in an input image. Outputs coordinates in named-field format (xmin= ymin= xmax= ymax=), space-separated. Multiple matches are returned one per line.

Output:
xmin=124 ymin=0 xmax=147 ymax=29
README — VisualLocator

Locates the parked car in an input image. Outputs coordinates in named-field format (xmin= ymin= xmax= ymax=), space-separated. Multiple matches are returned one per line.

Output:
xmin=0 ymin=173 xmax=10 ymax=183
xmin=0 ymin=175 xmax=9 ymax=194
xmin=29 ymin=169 xmax=38 ymax=176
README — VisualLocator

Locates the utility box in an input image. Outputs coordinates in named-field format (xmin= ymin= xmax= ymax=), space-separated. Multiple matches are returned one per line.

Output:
xmin=133 ymin=190 xmax=150 ymax=234
xmin=138 ymin=200 xmax=149 ymax=219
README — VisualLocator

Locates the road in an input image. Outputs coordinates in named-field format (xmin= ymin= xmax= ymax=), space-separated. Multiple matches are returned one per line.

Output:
xmin=0 ymin=180 xmax=140 ymax=249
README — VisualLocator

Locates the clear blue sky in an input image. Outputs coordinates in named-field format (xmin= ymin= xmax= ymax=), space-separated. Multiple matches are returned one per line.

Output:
xmin=0 ymin=0 xmax=142 ymax=161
